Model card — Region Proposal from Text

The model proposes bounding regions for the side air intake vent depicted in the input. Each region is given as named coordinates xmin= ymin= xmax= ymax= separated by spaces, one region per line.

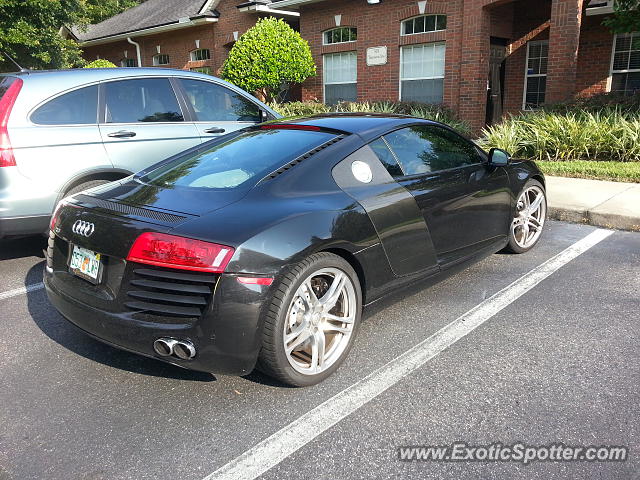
xmin=74 ymin=194 xmax=187 ymax=223
xmin=263 ymin=135 xmax=344 ymax=181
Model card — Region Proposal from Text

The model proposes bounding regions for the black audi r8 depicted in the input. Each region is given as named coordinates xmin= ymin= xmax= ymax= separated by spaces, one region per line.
xmin=44 ymin=114 xmax=547 ymax=386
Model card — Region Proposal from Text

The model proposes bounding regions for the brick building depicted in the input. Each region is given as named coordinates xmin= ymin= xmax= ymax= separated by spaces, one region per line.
xmin=77 ymin=0 xmax=639 ymax=133
xmin=269 ymin=0 xmax=638 ymax=132
xmin=74 ymin=0 xmax=299 ymax=77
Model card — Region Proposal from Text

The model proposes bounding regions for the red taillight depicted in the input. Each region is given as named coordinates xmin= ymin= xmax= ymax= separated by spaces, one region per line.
xmin=49 ymin=199 xmax=80 ymax=232
xmin=127 ymin=232 xmax=235 ymax=273
xmin=0 ymin=78 xmax=23 ymax=168
xmin=260 ymin=124 xmax=321 ymax=131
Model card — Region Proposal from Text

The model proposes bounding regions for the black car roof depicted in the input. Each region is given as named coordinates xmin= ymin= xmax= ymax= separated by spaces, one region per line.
xmin=275 ymin=113 xmax=440 ymax=142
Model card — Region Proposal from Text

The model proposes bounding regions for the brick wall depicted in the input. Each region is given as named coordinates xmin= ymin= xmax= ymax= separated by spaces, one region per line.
xmin=82 ymin=0 xmax=617 ymax=133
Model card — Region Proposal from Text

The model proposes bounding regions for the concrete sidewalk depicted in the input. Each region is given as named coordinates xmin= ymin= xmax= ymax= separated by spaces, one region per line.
xmin=546 ymin=176 xmax=640 ymax=232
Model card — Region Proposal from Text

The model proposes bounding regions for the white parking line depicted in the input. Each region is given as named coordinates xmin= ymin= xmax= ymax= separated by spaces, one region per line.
xmin=0 ymin=282 xmax=44 ymax=301
xmin=203 ymin=228 xmax=614 ymax=480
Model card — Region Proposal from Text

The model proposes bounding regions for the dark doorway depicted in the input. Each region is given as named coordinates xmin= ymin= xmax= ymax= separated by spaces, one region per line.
xmin=486 ymin=37 xmax=508 ymax=126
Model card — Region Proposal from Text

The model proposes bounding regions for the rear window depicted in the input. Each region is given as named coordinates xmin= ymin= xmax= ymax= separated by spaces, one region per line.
xmin=140 ymin=128 xmax=337 ymax=190
xmin=31 ymin=85 xmax=98 ymax=125
xmin=0 ymin=76 xmax=18 ymax=100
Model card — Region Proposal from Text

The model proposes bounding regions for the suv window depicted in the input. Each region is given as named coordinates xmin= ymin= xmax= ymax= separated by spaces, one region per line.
xmin=31 ymin=85 xmax=98 ymax=125
xmin=140 ymin=128 xmax=336 ymax=190
xmin=104 ymin=78 xmax=183 ymax=123
xmin=383 ymin=126 xmax=481 ymax=175
xmin=179 ymin=79 xmax=261 ymax=122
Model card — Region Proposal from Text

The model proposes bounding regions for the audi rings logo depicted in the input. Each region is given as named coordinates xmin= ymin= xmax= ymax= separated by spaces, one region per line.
xmin=72 ymin=220 xmax=95 ymax=237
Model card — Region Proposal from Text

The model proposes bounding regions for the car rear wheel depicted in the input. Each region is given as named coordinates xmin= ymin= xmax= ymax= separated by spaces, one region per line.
xmin=505 ymin=179 xmax=547 ymax=253
xmin=64 ymin=179 xmax=111 ymax=198
xmin=258 ymin=253 xmax=362 ymax=387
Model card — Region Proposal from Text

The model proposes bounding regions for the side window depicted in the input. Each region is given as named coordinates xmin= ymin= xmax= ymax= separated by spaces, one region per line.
xmin=179 ymin=79 xmax=261 ymax=122
xmin=31 ymin=85 xmax=98 ymax=125
xmin=383 ymin=126 xmax=481 ymax=175
xmin=369 ymin=138 xmax=404 ymax=177
xmin=104 ymin=78 xmax=184 ymax=123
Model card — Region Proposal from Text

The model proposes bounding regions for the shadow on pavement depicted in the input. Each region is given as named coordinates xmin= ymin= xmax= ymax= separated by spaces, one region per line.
xmin=0 ymin=235 xmax=46 ymax=261
xmin=25 ymin=263 xmax=215 ymax=382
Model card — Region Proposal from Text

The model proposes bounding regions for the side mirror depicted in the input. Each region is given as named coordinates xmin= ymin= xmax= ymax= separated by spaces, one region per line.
xmin=260 ymin=110 xmax=270 ymax=123
xmin=488 ymin=148 xmax=511 ymax=166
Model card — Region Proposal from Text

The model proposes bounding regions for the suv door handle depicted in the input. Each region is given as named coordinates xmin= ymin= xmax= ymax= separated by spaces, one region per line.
xmin=203 ymin=127 xmax=225 ymax=134
xmin=107 ymin=130 xmax=136 ymax=138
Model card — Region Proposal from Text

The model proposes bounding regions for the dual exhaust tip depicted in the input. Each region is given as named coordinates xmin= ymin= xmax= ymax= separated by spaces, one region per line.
xmin=153 ymin=338 xmax=196 ymax=360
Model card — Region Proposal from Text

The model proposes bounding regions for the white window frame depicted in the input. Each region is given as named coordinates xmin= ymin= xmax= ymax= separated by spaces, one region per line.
xmin=323 ymin=27 xmax=357 ymax=46
xmin=400 ymin=14 xmax=447 ymax=37
xmin=152 ymin=54 xmax=170 ymax=66
xmin=120 ymin=58 xmax=136 ymax=67
xmin=608 ymin=32 xmax=640 ymax=95
xmin=398 ymin=42 xmax=446 ymax=103
xmin=522 ymin=40 xmax=549 ymax=110
xmin=323 ymin=51 xmax=358 ymax=104
xmin=190 ymin=48 xmax=211 ymax=62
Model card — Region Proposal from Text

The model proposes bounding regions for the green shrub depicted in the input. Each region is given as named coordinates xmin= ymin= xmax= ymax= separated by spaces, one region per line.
xmin=83 ymin=59 xmax=117 ymax=68
xmin=481 ymin=109 xmax=640 ymax=162
xmin=268 ymin=100 xmax=471 ymax=135
xmin=544 ymin=92 xmax=640 ymax=115
xmin=221 ymin=18 xmax=315 ymax=102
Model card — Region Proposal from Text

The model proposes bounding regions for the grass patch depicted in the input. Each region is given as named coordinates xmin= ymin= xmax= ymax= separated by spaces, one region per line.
xmin=536 ymin=160 xmax=640 ymax=183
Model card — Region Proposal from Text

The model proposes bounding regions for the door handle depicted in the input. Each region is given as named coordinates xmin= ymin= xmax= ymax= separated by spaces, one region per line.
xmin=203 ymin=127 xmax=226 ymax=134
xmin=107 ymin=130 xmax=137 ymax=138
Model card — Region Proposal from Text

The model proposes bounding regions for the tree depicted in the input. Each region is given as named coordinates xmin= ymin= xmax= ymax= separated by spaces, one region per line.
xmin=603 ymin=0 xmax=640 ymax=33
xmin=0 ymin=0 xmax=87 ymax=72
xmin=221 ymin=17 xmax=316 ymax=102
xmin=84 ymin=59 xmax=117 ymax=68
xmin=0 ymin=0 xmax=142 ymax=72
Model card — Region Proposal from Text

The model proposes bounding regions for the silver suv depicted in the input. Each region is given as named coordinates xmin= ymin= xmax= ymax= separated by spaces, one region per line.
xmin=0 ymin=68 xmax=279 ymax=238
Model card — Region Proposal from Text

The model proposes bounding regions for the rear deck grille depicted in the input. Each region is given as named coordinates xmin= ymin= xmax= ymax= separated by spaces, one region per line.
xmin=124 ymin=266 xmax=218 ymax=318
xmin=74 ymin=194 xmax=187 ymax=223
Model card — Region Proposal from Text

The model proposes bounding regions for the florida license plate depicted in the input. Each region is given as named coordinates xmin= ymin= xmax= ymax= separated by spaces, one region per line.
xmin=69 ymin=245 xmax=102 ymax=283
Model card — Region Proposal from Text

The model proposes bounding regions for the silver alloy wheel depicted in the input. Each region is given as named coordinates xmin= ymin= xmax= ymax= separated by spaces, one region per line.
xmin=283 ymin=267 xmax=357 ymax=375
xmin=512 ymin=184 xmax=546 ymax=249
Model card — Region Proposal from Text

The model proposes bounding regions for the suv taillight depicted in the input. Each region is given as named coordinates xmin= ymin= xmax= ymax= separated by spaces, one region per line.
xmin=127 ymin=232 xmax=235 ymax=273
xmin=0 ymin=78 xmax=23 ymax=168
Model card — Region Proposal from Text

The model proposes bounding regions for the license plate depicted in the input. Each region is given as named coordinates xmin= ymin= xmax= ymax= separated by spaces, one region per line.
xmin=69 ymin=245 xmax=102 ymax=283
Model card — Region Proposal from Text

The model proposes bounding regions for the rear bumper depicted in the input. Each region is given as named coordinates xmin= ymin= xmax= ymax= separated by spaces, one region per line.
xmin=0 ymin=166 xmax=58 ymax=237
xmin=43 ymin=266 xmax=273 ymax=376
xmin=0 ymin=214 xmax=49 ymax=238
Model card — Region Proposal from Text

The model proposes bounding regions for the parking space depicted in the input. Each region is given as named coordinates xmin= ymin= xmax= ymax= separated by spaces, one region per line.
xmin=0 ymin=221 xmax=638 ymax=480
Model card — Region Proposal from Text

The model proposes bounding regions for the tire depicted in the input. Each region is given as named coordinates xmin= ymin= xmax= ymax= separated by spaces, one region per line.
xmin=64 ymin=179 xmax=111 ymax=198
xmin=504 ymin=179 xmax=547 ymax=254
xmin=258 ymin=252 xmax=362 ymax=387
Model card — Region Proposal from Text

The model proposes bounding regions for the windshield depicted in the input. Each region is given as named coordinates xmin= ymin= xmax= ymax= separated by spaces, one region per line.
xmin=140 ymin=128 xmax=337 ymax=190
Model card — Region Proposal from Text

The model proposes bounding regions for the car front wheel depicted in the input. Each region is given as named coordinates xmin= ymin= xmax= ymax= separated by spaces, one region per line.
xmin=258 ymin=253 xmax=362 ymax=387
xmin=506 ymin=179 xmax=547 ymax=253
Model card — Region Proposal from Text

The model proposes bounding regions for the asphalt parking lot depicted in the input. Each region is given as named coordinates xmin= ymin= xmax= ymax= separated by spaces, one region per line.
xmin=0 ymin=220 xmax=638 ymax=480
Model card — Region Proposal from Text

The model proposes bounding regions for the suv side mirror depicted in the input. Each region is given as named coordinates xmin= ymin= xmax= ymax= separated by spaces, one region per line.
xmin=260 ymin=109 xmax=270 ymax=123
xmin=488 ymin=148 xmax=511 ymax=166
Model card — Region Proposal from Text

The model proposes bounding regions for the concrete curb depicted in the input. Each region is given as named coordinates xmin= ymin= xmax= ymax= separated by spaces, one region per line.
xmin=549 ymin=207 xmax=640 ymax=232
xmin=546 ymin=176 xmax=640 ymax=232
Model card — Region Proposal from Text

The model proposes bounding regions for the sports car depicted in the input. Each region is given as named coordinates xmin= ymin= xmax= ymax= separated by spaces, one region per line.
xmin=44 ymin=114 xmax=547 ymax=386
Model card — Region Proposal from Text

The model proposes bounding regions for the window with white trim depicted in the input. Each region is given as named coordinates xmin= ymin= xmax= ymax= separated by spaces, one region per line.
xmin=401 ymin=15 xmax=447 ymax=36
xmin=523 ymin=40 xmax=548 ymax=109
xmin=610 ymin=32 xmax=640 ymax=96
xmin=323 ymin=51 xmax=357 ymax=104
xmin=190 ymin=48 xmax=211 ymax=62
xmin=153 ymin=54 xmax=169 ymax=66
xmin=400 ymin=42 xmax=445 ymax=104
xmin=323 ymin=27 xmax=357 ymax=45
xmin=120 ymin=58 xmax=136 ymax=67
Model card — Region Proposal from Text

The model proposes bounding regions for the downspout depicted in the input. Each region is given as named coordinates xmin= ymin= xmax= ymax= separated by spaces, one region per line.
xmin=127 ymin=37 xmax=142 ymax=67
